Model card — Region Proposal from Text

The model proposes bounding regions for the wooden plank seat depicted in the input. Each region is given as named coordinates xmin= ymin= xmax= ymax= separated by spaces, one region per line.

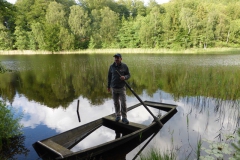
xmin=39 ymin=139 xmax=73 ymax=157
xmin=102 ymin=115 xmax=147 ymax=132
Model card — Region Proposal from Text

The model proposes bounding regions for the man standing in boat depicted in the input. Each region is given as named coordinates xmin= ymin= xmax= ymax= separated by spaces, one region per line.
xmin=107 ymin=53 xmax=131 ymax=124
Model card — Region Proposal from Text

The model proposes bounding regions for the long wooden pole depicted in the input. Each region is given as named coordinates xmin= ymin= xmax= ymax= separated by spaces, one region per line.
xmin=132 ymin=131 xmax=158 ymax=160
xmin=116 ymin=70 xmax=163 ymax=127
xmin=77 ymin=100 xmax=81 ymax=122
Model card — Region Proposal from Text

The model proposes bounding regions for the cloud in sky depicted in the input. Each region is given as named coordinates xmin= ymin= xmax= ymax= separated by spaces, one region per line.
xmin=7 ymin=0 xmax=170 ymax=5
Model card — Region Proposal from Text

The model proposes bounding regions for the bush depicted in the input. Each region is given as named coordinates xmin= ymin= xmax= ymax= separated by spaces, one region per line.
xmin=0 ymin=101 xmax=23 ymax=150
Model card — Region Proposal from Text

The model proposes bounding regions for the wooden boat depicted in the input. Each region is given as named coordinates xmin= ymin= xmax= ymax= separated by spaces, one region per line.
xmin=32 ymin=101 xmax=177 ymax=160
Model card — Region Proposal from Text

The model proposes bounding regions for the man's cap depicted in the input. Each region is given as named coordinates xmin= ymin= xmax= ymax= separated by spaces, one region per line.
xmin=113 ymin=53 xmax=122 ymax=58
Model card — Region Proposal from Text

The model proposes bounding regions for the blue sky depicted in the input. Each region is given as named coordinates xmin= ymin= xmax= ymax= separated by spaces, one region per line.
xmin=6 ymin=0 xmax=170 ymax=5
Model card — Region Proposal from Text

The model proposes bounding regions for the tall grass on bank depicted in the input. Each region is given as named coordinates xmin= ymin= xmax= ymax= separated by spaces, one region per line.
xmin=1 ymin=48 xmax=240 ymax=55
xmin=139 ymin=148 xmax=176 ymax=160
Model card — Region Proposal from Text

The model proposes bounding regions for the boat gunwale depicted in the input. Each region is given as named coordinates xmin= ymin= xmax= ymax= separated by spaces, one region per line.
xmin=59 ymin=101 xmax=177 ymax=159
xmin=34 ymin=101 xmax=177 ymax=159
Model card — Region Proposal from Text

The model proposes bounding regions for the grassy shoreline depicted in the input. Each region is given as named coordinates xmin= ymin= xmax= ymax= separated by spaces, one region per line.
xmin=0 ymin=48 xmax=240 ymax=55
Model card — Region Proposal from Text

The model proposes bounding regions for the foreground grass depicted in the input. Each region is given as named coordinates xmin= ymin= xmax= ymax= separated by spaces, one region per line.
xmin=1 ymin=48 xmax=240 ymax=55
xmin=139 ymin=148 xmax=176 ymax=160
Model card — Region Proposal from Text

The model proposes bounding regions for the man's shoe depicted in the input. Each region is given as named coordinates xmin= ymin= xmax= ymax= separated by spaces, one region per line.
xmin=122 ymin=118 xmax=129 ymax=124
xmin=115 ymin=117 xmax=121 ymax=122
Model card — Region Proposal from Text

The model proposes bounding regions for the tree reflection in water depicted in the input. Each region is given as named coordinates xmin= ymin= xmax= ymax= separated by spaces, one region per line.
xmin=0 ymin=135 xmax=29 ymax=160
xmin=1 ymin=54 xmax=240 ymax=159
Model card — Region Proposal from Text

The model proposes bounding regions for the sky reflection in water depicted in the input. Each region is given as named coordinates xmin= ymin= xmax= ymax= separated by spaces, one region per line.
xmin=1 ymin=54 xmax=239 ymax=159
xmin=11 ymin=88 xmax=238 ymax=159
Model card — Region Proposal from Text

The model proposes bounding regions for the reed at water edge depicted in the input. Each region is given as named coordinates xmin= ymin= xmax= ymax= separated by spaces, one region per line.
xmin=1 ymin=48 xmax=240 ymax=55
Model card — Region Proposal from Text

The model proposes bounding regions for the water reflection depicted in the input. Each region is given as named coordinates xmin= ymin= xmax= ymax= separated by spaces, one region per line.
xmin=1 ymin=54 xmax=240 ymax=105
xmin=0 ymin=135 xmax=29 ymax=160
xmin=0 ymin=54 xmax=240 ymax=159
xmin=8 ymin=90 xmax=239 ymax=159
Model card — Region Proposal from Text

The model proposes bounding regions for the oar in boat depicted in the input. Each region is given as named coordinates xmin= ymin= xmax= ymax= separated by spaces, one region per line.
xmin=116 ymin=70 xmax=163 ymax=127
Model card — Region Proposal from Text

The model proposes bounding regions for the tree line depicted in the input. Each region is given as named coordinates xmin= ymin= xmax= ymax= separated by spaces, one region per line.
xmin=1 ymin=0 xmax=240 ymax=51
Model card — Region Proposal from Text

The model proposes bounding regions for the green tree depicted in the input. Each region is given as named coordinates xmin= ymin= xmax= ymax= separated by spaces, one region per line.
xmin=228 ymin=19 xmax=240 ymax=45
xmin=138 ymin=15 xmax=151 ymax=48
xmin=194 ymin=4 xmax=207 ymax=48
xmin=68 ymin=5 xmax=91 ymax=49
xmin=215 ymin=12 xmax=230 ymax=45
xmin=7 ymin=0 xmax=240 ymax=50
xmin=44 ymin=23 xmax=60 ymax=51
xmin=0 ymin=0 xmax=15 ymax=49
xmin=90 ymin=9 xmax=102 ymax=48
xmin=15 ymin=0 xmax=34 ymax=30
xmin=178 ymin=7 xmax=198 ymax=48
xmin=0 ymin=23 xmax=13 ymax=50
xmin=27 ymin=30 xmax=37 ymax=50
xmin=117 ymin=16 xmax=140 ymax=48
xmin=226 ymin=2 xmax=240 ymax=20
xmin=56 ymin=0 xmax=76 ymax=14
xmin=0 ymin=0 xmax=16 ymax=33
xmin=135 ymin=0 xmax=146 ymax=16
xmin=14 ymin=26 xmax=29 ymax=50
xmin=116 ymin=0 xmax=146 ymax=17
xmin=30 ymin=22 xmax=45 ymax=50
xmin=58 ymin=27 xmax=74 ymax=50
xmin=162 ymin=2 xmax=181 ymax=49
xmin=137 ymin=6 xmax=163 ymax=48
xmin=90 ymin=7 xmax=119 ymax=48
xmin=28 ymin=0 xmax=52 ymax=24
xmin=203 ymin=10 xmax=219 ymax=48
xmin=79 ymin=0 xmax=115 ymax=11
xmin=113 ymin=1 xmax=130 ymax=19
xmin=46 ymin=1 xmax=67 ymax=27
xmin=179 ymin=7 xmax=197 ymax=35
xmin=99 ymin=7 xmax=119 ymax=48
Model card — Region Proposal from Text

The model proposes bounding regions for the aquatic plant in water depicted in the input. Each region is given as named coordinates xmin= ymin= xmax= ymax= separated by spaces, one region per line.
xmin=200 ymin=133 xmax=236 ymax=160
xmin=196 ymin=136 xmax=202 ymax=160
xmin=231 ymin=129 xmax=240 ymax=159
xmin=139 ymin=147 xmax=177 ymax=160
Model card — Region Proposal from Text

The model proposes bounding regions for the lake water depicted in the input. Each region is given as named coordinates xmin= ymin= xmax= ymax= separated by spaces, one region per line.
xmin=0 ymin=53 xmax=240 ymax=159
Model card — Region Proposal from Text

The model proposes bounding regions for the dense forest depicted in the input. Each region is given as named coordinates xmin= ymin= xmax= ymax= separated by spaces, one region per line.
xmin=0 ymin=0 xmax=240 ymax=51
